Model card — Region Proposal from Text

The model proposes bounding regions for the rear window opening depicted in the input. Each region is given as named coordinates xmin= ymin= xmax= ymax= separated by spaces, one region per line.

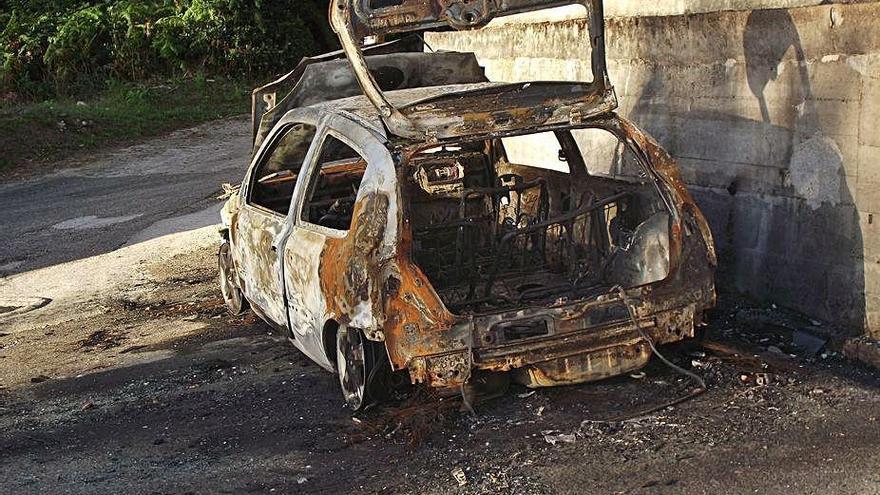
xmin=404 ymin=125 xmax=671 ymax=316
xmin=302 ymin=135 xmax=366 ymax=231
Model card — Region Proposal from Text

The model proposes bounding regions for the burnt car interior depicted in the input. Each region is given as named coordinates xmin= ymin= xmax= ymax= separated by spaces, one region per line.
xmin=406 ymin=127 xmax=671 ymax=315
xmin=302 ymin=135 xmax=366 ymax=231
xmin=248 ymin=124 xmax=366 ymax=228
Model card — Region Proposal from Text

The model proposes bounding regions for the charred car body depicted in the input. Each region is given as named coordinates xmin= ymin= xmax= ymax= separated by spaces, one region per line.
xmin=218 ymin=0 xmax=716 ymax=409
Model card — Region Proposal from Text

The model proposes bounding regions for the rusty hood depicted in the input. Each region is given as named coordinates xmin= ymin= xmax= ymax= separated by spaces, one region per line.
xmin=330 ymin=0 xmax=616 ymax=141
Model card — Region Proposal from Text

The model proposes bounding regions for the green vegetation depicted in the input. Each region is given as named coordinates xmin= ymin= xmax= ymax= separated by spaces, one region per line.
xmin=0 ymin=1 xmax=335 ymax=176
xmin=0 ymin=77 xmax=250 ymax=176
xmin=1 ymin=0 xmax=334 ymax=98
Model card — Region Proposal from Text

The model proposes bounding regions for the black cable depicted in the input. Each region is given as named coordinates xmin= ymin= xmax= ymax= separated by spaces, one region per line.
xmin=614 ymin=286 xmax=707 ymax=393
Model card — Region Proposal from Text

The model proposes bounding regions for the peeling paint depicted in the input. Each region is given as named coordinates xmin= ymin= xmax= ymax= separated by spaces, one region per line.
xmin=846 ymin=53 xmax=880 ymax=79
xmin=788 ymin=133 xmax=843 ymax=210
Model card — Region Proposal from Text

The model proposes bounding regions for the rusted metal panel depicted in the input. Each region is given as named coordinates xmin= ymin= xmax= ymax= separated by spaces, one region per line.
xmin=233 ymin=205 xmax=288 ymax=326
xmin=252 ymin=49 xmax=487 ymax=151
xmin=250 ymin=36 xmax=423 ymax=147
xmin=511 ymin=340 xmax=651 ymax=387
xmin=330 ymin=0 xmax=615 ymax=140
xmin=320 ymin=193 xmax=390 ymax=328
xmin=341 ymin=0 xmax=598 ymax=37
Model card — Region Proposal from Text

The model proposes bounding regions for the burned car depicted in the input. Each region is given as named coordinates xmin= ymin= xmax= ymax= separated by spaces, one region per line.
xmin=218 ymin=0 xmax=716 ymax=409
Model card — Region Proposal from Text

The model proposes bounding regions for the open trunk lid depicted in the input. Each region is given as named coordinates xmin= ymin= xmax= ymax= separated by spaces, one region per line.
xmin=330 ymin=0 xmax=616 ymax=141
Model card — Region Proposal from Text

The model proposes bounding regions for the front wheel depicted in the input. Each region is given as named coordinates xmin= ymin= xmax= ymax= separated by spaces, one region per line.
xmin=218 ymin=242 xmax=247 ymax=315
xmin=336 ymin=325 xmax=384 ymax=411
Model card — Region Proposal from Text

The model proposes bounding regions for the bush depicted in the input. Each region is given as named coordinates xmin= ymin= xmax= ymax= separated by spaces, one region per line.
xmin=44 ymin=5 xmax=112 ymax=94
xmin=0 ymin=0 xmax=335 ymax=98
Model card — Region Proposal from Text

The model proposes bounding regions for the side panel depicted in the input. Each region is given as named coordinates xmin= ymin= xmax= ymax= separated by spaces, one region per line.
xmin=282 ymin=113 xmax=397 ymax=370
xmin=283 ymin=227 xmax=333 ymax=367
xmin=234 ymin=206 xmax=287 ymax=325
xmin=233 ymin=108 xmax=322 ymax=329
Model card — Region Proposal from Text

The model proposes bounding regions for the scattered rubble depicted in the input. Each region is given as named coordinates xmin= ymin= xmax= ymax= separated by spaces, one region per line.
xmin=542 ymin=431 xmax=577 ymax=446
xmin=451 ymin=467 xmax=468 ymax=487
xmin=792 ymin=329 xmax=828 ymax=357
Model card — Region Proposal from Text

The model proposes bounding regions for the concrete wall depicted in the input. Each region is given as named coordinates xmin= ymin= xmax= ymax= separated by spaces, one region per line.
xmin=616 ymin=1 xmax=880 ymax=17
xmin=427 ymin=2 xmax=880 ymax=337
xmin=507 ymin=1 xmax=833 ymax=19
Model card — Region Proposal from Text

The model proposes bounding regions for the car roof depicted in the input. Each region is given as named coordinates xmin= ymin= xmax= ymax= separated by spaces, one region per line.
xmin=303 ymin=82 xmax=505 ymax=142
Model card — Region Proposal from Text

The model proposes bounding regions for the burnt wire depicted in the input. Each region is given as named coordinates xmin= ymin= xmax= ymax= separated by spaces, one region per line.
xmin=614 ymin=286 xmax=707 ymax=410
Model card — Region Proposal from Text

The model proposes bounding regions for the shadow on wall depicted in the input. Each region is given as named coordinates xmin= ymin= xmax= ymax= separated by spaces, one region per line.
xmin=743 ymin=10 xmax=810 ymax=124
xmin=630 ymin=8 xmax=865 ymax=332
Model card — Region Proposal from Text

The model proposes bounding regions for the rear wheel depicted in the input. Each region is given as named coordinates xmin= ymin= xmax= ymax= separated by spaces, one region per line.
xmin=218 ymin=242 xmax=247 ymax=315
xmin=336 ymin=325 xmax=383 ymax=410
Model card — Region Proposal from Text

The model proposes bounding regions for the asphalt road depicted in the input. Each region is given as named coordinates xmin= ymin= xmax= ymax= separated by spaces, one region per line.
xmin=0 ymin=117 xmax=251 ymax=277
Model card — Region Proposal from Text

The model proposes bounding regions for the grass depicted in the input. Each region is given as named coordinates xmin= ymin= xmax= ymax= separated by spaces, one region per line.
xmin=0 ymin=77 xmax=251 ymax=179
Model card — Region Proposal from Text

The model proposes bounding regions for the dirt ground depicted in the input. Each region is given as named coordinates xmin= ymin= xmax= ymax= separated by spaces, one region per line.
xmin=2 ymin=235 xmax=879 ymax=494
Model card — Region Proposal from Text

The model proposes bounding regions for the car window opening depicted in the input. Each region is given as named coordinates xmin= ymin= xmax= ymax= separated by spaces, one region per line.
xmin=250 ymin=123 xmax=317 ymax=215
xmin=406 ymin=126 xmax=671 ymax=316
xmin=302 ymin=135 xmax=366 ymax=231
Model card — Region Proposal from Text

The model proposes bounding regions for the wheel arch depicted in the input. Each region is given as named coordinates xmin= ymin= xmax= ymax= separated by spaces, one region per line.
xmin=322 ymin=319 xmax=341 ymax=369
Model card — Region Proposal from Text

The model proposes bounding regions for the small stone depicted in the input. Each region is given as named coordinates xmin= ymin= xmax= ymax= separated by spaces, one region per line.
xmin=451 ymin=467 xmax=467 ymax=486
xmin=543 ymin=432 xmax=577 ymax=446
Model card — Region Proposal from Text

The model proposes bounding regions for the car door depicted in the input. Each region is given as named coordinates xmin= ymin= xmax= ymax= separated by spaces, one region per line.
xmin=234 ymin=119 xmax=318 ymax=327
xmin=282 ymin=114 xmax=396 ymax=369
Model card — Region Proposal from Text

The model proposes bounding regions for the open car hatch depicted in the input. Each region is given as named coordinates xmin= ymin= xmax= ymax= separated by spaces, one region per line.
xmin=330 ymin=0 xmax=616 ymax=141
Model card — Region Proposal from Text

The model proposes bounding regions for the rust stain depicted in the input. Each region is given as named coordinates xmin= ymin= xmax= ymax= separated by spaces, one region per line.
xmin=382 ymin=215 xmax=459 ymax=371
xmin=319 ymin=193 xmax=389 ymax=326
xmin=318 ymin=191 xmax=459 ymax=374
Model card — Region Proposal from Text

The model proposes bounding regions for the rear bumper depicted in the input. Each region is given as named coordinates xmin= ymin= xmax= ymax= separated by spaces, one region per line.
xmin=402 ymin=220 xmax=716 ymax=389
xmin=406 ymin=299 xmax=702 ymax=389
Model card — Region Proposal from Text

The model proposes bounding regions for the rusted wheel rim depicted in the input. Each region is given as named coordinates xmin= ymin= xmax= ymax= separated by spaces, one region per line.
xmin=336 ymin=326 xmax=367 ymax=410
xmin=218 ymin=243 xmax=243 ymax=315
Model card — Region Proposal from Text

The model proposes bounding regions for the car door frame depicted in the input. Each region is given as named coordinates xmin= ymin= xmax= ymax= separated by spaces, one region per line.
xmin=235 ymin=108 xmax=321 ymax=328
xmin=281 ymin=110 xmax=396 ymax=370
